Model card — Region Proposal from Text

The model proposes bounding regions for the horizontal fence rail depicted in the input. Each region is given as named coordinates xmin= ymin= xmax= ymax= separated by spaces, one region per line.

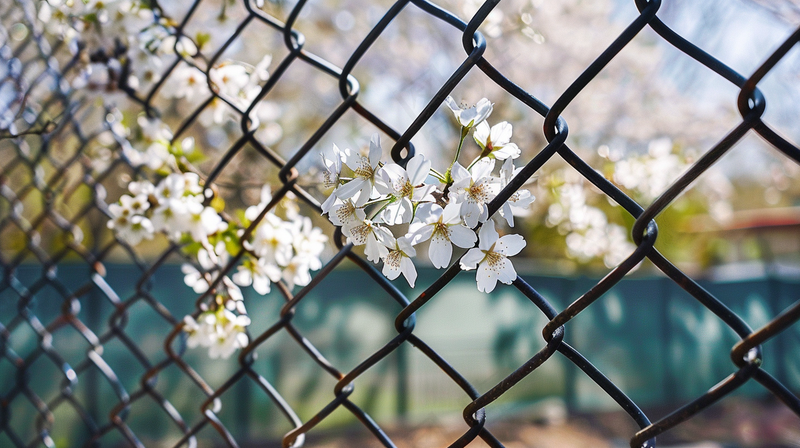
xmin=2 ymin=0 xmax=800 ymax=447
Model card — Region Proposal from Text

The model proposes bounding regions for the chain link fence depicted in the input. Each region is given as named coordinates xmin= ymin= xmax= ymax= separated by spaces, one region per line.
xmin=2 ymin=0 xmax=800 ymax=446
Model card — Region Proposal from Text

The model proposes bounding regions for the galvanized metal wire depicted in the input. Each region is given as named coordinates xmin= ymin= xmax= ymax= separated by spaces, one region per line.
xmin=2 ymin=0 xmax=800 ymax=447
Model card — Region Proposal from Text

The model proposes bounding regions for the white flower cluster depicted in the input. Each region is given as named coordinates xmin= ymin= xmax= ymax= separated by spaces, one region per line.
xmin=321 ymin=97 xmax=534 ymax=293
xmin=175 ymin=187 xmax=326 ymax=359
xmin=107 ymin=172 xmax=222 ymax=246
xmin=184 ymin=307 xmax=251 ymax=360
xmin=165 ymin=55 xmax=281 ymax=134
xmin=40 ymin=0 xmax=195 ymax=92
xmin=606 ymin=138 xmax=688 ymax=203
xmin=107 ymin=118 xmax=326 ymax=359
xmin=546 ymin=173 xmax=636 ymax=268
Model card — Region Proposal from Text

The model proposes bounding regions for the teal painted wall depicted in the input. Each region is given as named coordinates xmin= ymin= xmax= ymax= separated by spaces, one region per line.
xmin=2 ymin=264 xmax=798 ymax=443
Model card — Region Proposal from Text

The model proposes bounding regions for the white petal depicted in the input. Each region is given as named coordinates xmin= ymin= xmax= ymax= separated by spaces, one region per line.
xmin=369 ymin=134 xmax=382 ymax=167
xmin=496 ymin=234 xmax=526 ymax=256
xmin=473 ymin=98 xmax=493 ymax=125
xmin=448 ymin=225 xmax=477 ymax=248
xmin=409 ymin=223 xmax=434 ymax=244
xmin=375 ymin=168 xmax=395 ymax=196
xmin=232 ymin=269 xmax=252 ymax=287
xmin=253 ymin=274 xmax=271 ymax=295
xmin=365 ymin=234 xmax=389 ymax=262
xmin=473 ymin=121 xmax=490 ymax=148
xmin=500 ymin=203 xmax=515 ymax=227
xmin=406 ymin=154 xmax=431 ymax=186
xmin=429 ymin=234 xmax=453 ymax=269
xmin=476 ymin=262 xmax=498 ymax=293
xmin=414 ymin=202 xmax=441 ymax=225
xmin=382 ymin=257 xmax=401 ymax=280
xmin=493 ymin=142 xmax=520 ymax=160
xmin=335 ymin=179 xmax=365 ymax=202
xmin=400 ymin=257 xmax=417 ymax=287
xmin=490 ymin=121 xmax=513 ymax=146
xmin=444 ymin=96 xmax=460 ymax=114
xmin=397 ymin=236 xmax=416 ymax=257
xmin=321 ymin=193 xmax=337 ymax=214
xmin=412 ymin=184 xmax=436 ymax=203
xmin=461 ymin=201 xmax=481 ymax=228
xmin=478 ymin=220 xmax=498 ymax=250
xmin=459 ymin=248 xmax=484 ymax=270
xmin=500 ymin=157 xmax=515 ymax=183
xmin=496 ymin=258 xmax=517 ymax=285
xmin=358 ymin=182 xmax=375 ymax=206
xmin=471 ymin=158 xmax=495 ymax=181
xmin=441 ymin=201 xmax=462 ymax=224
xmin=450 ymin=162 xmax=471 ymax=186
xmin=381 ymin=163 xmax=406 ymax=186
xmin=381 ymin=202 xmax=404 ymax=226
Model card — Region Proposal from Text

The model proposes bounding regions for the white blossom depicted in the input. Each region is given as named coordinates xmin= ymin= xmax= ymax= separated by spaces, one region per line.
xmin=498 ymin=158 xmax=535 ymax=227
xmin=163 ymin=64 xmax=210 ymax=102
xmin=460 ymin=220 xmax=526 ymax=293
xmin=246 ymin=213 xmax=293 ymax=265
xmin=290 ymin=216 xmax=327 ymax=269
xmin=108 ymin=213 xmax=155 ymax=246
xmin=451 ymin=159 xmax=498 ymax=228
xmin=473 ymin=121 xmax=521 ymax=160
xmin=408 ymin=202 xmax=477 ymax=269
xmin=343 ymin=218 xmax=392 ymax=263
xmin=336 ymin=134 xmax=386 ymax=207
xmin=382 ymin=236 xmax=418 ymax=287
xmin=281 ymin=255 xmax=314 ymax=290
xmin=321 ymin=144 xmax=345 ymax=213
xmin=184 ymin=201 xmax=224 ymax=243
xmin=376 ymin=153 xmax=435 ymax=225
xmin=184 ymin=309 xmax=250 ymax=359
xmin=444 ymin=96 xmax=493 ymax=129
xmin=232 ymin=257 xmax=281 ymax=295
xmin=327 ymin=198 xmax=366 ymax=227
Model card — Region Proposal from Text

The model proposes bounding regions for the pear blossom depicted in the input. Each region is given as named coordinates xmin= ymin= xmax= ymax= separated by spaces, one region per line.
xmin=498 ymin=158 xmax=535 ymax=227
xmin=290 ymin=216 xmax=327 ymax=269
xmin=209 ymin=63 xmax=251 ymax=101
xmin=451 ymin=159 xmax=498 ymax=227
xmin=244 ymin=185 xmax=274 ymax=222
xmin=118 ymin=193 xmax=151 ymax=215
xmin=150 ymin=198 xmax=189 ymax=239
xmin=155 ymin=173 xmax=187 ymax=201
xmin=327 ymin=198 xmax=366 ymax=227
xmin=108 ymin=213 xmax=155 ymax=246
xmin=343 ymin=218 xmax=392 ymax=263
xmin=137 ymin=116 xmax=172 ymax=142
xmin=184 ymin=314 xmax=216 ymax=350
xmin=320 ymin=144 xmax=345 ymax=213
xmin=381 ymin=236 xmax=417 ymax=287
xmin=182 ymin=244 xmax=227 ymax=294
xmin=246 ymin=213 xmax=293 ymax=265
xmin=145 ymin=140 xmax=172 ymax=170
xmin=180 ymin=172 xmax=204 ymax=195
xmin=444 ymin=96 xmax=493 ymax=129
xmin=184 ymin=308 xmax=250 ymax=359
xmin=232 ymin=257 xmax=281 ymax=295
xmin=281 ymin=255 xmax=314 ymax=290
xmin=128 ymin=180 xmax=155 ymax=197
xmin=473 ymin=121 xmax=521 ymax=160
xmin=460 ymin=221 xmax=526 ymax=293
xmin=335 ymin=135 xmax=386 ymax=207
xmin=163 ymin=64 xmax=210 ymax=102
xmin=376 ymin=153 xmax=435 ymax=225
xmin=408 ymin=202 xmax=477 ymax=269
xmin=184 ymin=201 xmax=224 ymax=243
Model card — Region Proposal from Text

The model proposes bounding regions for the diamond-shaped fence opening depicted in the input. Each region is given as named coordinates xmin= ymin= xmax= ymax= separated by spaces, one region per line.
xmin=3 ymin=0 xmax=800 ymax=447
